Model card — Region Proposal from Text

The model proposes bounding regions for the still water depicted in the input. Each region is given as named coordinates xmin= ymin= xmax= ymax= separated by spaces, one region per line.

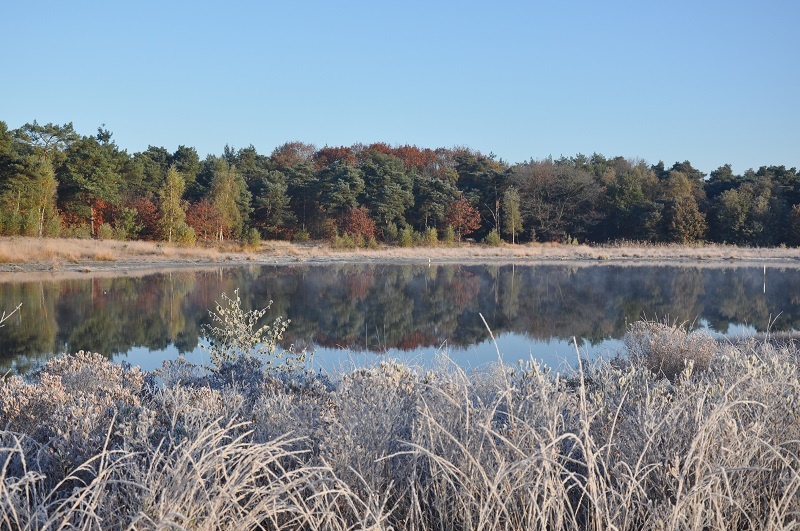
xmin=1 ymin=263 xmax=797 ymax=375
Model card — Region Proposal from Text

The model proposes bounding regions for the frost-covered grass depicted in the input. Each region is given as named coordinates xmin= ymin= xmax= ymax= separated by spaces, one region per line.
xmin=3 ymin=322 xmax=800 ymax=529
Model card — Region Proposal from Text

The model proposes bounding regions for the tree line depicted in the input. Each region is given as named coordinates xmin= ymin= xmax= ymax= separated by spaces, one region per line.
xmin=1 ymin=120 xmax=798 ymax=247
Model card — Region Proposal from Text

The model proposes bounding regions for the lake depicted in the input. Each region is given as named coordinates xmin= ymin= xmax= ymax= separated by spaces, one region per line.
xmin=0 ymin=263 xmax=796 ymax=375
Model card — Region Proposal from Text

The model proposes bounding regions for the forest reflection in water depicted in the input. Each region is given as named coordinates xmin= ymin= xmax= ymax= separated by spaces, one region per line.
xmin=1 ymin=263 xmax=797 ymax=375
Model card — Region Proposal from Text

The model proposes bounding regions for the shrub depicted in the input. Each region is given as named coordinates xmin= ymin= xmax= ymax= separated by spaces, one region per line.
xmin=174 ymin=224 xmax=196 ymax=246
xmin=624 ymin=319 xmax=716 ymax=380
xmin=9 ymin=319 xmax=800 ymax=529
xmin=62 ymin=223 xmax=92 ymax=239
xmin=113 ymin=206 xmax=141 ymax=240
xmin=202 ymin=289 xmax=310 ymax=372
xmin=399 ymin=227 xmax=413 ymax=247
xmin=333 ymin=232 xmax=357 ymax=249
xmin=383 ymin=221 xmax=399 ymax=244
xmin=484 ymin=229 xmax=502 ymax=246
xmin=442 ymin=225 xmax=456 ymax=245
xmin=244 ymin=227 xmax=261 ymax=249
xmin=96 ymin=222 xmax=114 ymax=240
xmin=293 ymin=228 xmax=310 ymax=242
xmin=421 ymin=227 xmax=438 ymax=246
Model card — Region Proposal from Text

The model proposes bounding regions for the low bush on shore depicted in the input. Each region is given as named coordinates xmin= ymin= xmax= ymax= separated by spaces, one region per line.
xmin=3 ymin=321 xmax=800 ymax=529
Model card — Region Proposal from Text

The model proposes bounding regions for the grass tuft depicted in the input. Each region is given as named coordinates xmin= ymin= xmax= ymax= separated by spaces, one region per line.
xmin=3 ymin=322 xmax=800 ymax=529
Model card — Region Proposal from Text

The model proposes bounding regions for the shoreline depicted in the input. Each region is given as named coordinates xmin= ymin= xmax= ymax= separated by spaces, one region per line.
xmin=1 ymin=236 xmax=799 ymax=281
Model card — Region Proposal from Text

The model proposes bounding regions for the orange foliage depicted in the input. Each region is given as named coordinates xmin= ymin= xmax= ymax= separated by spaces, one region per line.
xmin=270 ymin=141 xmax=316 ymax=168
xmin=338 ymin=206 xmax=377 ymax=240
xmin=366 ymin=142 xmax=394 ymax=156
xmin=446 ymin=197 xmax=482 ymax=241
xmin=124 ymin=195 xmax=159 ymax=240
xmin=393 ymin=145 xmax=436 ymax=170
xmin=313 ymin=146 xmax=357 ymax=170
xmin=186 ymin=199 xmax=223 ymax=241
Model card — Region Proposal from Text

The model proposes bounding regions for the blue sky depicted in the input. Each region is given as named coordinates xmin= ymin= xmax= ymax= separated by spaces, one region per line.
xmin=3 ymin=1 xmax=798 ymax=175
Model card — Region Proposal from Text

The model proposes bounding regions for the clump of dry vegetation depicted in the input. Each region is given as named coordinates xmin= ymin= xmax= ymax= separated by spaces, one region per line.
xmin=624 ymin=320 xmax=717 ymax=380
xmin=3 ymin=314 xmax=800 ymax=529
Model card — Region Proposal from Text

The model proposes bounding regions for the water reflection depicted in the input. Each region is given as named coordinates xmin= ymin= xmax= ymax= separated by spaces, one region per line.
xmin=0 ymin=264 xmax=797 ymax=374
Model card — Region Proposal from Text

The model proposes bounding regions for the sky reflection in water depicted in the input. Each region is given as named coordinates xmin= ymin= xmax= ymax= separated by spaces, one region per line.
xmin=0 ymin=263 xmax=795 ymax=375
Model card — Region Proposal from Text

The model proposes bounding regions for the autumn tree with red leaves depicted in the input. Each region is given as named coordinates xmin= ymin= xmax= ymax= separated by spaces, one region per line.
xmin=186 ymin=198 xmax=223 ymax=242
xmin=339 ymin=206 xmax=377 ymax=240
xmin=312 ymin=146 xmax=357 ymax=170
xmin=122 ymin=195 xmax=159 ymax=240
xmin=446 ymin=196 xmax=481 ymax=241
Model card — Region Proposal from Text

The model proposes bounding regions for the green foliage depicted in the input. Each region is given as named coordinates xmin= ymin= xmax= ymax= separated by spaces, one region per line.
xmin=411 ymin=174 xmax=459 ymax=231
xmin=62 ymin=223 xmax=92 ymax=239
xmin=202 ymin=289 xmax=309 ymax=372
xmin=158 ymin=165 xmax=191 ymax=243
xmin=383 ymin=221 xmax=399 ymax=243
xmin=113 ymin=206 xmax=142 ymax=241
xmin=96 ymin=222 xmax=114 ymax=240
xmin=6 ymin=118 xmax=800 ymax=248
xmin=421 ymin=227 xmax=438 ymax=246
xmin=293 ymin=228 xmax=310 ymax=242
xmin=209 ymin=159 xmax=250 ymax=241
xmin=0 ymin=156 xmax=60 ymax=237
xmin=249 ymin=169 xmax=295 ymax=239
xmin=399 ymin=227 xmax=414 ymax=247
xmin=442 ymin=225 xmax=456 ymax=244
xmin=58 ymin=135 xmax=123 ymax=236
xmin=245 ymin=227 xmax=261 ymax=249
xmin=484 ymin=229 xmax=502 ymax=246
xmin=333 ymin=232 xmax=358 ymax=249
xmin=174 ymin=223 xmax=196 ymax=246
xmin=361 ymin=151 xmax=414 ymax=231
xmin=502 ymin=187 xmax=522 ymax=243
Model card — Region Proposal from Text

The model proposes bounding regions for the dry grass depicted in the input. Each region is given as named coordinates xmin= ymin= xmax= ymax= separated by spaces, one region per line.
xmin=4 ymin=237 xmax=800 ymax=274
xmin=3 ymin=322 xmax=800 ymax=529
xmin=0 ymin=237 xmax=225 ymax=264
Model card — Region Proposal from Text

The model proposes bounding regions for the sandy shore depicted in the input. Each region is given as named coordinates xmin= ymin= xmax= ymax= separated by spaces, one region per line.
xmin=1 ymin=236 xmax=799 ymax=281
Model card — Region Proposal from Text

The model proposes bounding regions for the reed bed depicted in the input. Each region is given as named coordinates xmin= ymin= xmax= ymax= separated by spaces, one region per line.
xmin=3 ymin=322 xmax=800 ymax=529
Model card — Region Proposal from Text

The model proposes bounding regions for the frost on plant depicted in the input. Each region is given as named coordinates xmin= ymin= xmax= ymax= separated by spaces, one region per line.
xmin=202 ymin=289 xmax=309 ymax=371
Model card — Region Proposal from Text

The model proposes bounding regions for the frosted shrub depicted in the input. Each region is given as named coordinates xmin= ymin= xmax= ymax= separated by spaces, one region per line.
xmin=6 ymin=319 xmax=800 ymax=529
xmin=202 ymin=288 xmax=310 ymax=371
xmin=624 ymin=320 xmax=716 ymax=380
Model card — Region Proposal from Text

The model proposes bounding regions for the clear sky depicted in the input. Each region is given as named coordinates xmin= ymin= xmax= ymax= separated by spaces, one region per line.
xmin=3 ymin=0 xmax=798 ymax=175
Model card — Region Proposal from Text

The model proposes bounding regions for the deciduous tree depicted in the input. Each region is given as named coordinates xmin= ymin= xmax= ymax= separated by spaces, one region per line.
xmin=446 ymin=196 xmax=481 ymax=242
xmin=502 ymin=187 xmax=522 ymax=243
xmin=158 ymin=165 xmax=191 ymax=243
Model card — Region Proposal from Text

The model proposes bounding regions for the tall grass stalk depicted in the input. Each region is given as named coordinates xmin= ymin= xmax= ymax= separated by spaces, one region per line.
xmin=3 ymin=321 xmax=800 ymax=529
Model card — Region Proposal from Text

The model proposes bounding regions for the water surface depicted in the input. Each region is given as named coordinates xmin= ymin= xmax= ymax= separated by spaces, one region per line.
xmin=1 ymin=263 xmax=796 ymax=374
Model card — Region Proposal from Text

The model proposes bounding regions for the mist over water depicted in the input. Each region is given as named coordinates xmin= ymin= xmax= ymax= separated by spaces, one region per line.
xmin=1 ymin=263 xmax=796 ymax=375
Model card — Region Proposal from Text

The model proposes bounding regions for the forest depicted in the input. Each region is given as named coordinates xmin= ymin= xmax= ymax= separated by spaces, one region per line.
xmin=1 ymin=120 xmax=799 ymax=247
